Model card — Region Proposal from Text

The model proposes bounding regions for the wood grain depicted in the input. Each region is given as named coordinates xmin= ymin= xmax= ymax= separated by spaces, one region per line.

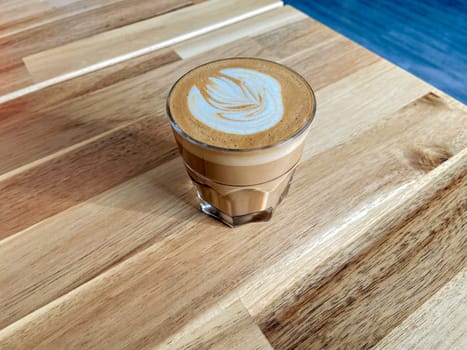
xmin=0 ymin=0 xmax=135 ymax=37
xmin=0 ymin=48 xmax=180 ymax=175
xmin=0 ymin=93 xmax=464 ymax=347
xmin=161 ymin=302 xmax=273 ymax=349
xmin=374 ymin=268 xmax=467 ymax=350
xmin=0 ymin=38 xmax=272 ymax=239
xmin=174 ymin=5 xmax=306 ymax=58
xmin=23 ymin=0 xmax=282 ymax=83
xmin=241 ymin=92 xmax=466 ymax=316
xmin=0 ymin=4 xmax=466 ymax=349
xmin=258 ymin=151 xmax=466 ymax=349
xmin=0 ymin=0 xmax=191 ymax=96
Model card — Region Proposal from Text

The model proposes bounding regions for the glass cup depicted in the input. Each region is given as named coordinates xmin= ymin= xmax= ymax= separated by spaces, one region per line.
xmin=166 ymin=58 xmax=316 ymax=227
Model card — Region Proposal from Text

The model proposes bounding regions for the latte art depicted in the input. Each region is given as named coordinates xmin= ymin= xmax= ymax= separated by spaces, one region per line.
xmin=168 ymin=58 xmax=315 ymax=149
xmin=188 ymin=68 xmax=283 ymax=134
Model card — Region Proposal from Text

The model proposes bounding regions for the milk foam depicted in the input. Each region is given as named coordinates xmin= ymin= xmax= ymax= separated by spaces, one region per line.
xmin=187 ymin=68 xmax=283 ymax=135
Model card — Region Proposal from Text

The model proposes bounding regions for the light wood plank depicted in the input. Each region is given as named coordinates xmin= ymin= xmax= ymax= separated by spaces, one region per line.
xmin=374 ymin=268 xmax=467 ymax=350
xmin=277 ymin=25 xmax=380 ymax=90
xmin=161 ymin=302 xmax=273 ymax=350
xmin=258 ymin=150 xmax=466 ymax=349
xmin=23 ymin=0 xmax=282 ymax=83
xmin=0 ymin=0 xmax=191 ymax=98
xmin=0 ymin=1 xmax=126 ymax=38
xmin=254 ymin=17 xmax=338 ymax=59
xmin=0 ymin=93 xmax=464 ymax=348
xmin=174 ymin=5 xmax=306 ymax=58
xmin=304 ymin=60 xmax=433 ymax=159
xmin=0 ymin=0 xmax=50 ymax=36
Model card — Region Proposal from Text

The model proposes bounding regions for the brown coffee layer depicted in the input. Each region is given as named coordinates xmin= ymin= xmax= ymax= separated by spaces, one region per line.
xmin=168 ymin=58 xmax=315 ymax=149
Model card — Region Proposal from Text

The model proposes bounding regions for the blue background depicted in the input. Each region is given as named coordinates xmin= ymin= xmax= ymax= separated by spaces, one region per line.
xmin=286 ymin=0 xmax=467 ymax=103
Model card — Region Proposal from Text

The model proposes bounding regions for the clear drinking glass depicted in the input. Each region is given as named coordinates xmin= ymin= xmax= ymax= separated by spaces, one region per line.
xmin=166 ymin=58 xmax=316 ymax=227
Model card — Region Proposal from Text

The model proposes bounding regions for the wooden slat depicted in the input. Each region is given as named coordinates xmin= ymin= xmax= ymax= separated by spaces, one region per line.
xmin=254 ymin=17 xmax=337 ymax=59
xmin=0 ymin=1 xmax=125 ymax=38
xmin=174 ymin=5 xmax=306 ymax=58
xmin=279 ymin=31 xmax=380 ymax=90
xmin=0 ymin=0 xmax=49 ymax=36
xmin=161 ymin=302 xmax=273 ymax=349
xmin=0 ymin=0 xmax=191 ymax=96
xmin=303 ymin=61 xmax=433 ymax=159
xmin=374 ymin=268 xmax=467 ymax=350
xmin=0 ymin=92 xmax=464 ymax=347
xmin=0 ymin=48 xmax=180 ymax=117
xmin=0 ymin=48 xmax=180 ymax=176
xmin=22 ymin=0 xmax=282 ymax=83
xmin=0 ymin=64 xmax=34 ymax=95
xmin=258 ymin=151 xmax=466 ymax=349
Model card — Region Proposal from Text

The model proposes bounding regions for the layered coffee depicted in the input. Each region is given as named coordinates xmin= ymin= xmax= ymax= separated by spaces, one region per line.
xmin=167 ymin=58 xmax=316 ymax=226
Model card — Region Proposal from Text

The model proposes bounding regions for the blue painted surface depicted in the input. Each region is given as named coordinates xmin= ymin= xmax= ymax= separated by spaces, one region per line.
xmin=286 ymin=0 xmax=467 ymax=103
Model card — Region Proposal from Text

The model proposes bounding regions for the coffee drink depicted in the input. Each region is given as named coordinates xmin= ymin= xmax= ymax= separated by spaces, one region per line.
xmin=167 ymin=58 xmax=316 ymax=226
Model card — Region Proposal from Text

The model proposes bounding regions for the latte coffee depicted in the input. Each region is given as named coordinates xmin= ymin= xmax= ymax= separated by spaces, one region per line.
xmin=167 ymin=58 xmax=316 ymax=226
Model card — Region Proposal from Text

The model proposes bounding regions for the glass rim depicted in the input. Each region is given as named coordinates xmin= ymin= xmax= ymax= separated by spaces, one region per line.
xmin=166 ymin=57 xmax=317 ymax=153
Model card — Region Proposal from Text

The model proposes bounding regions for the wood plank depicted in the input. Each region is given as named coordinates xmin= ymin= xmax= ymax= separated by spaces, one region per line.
xmin=0 ymin=93 xmax=464 ymax=347
xmin=279 ymin=30 xmax=380 ymax=90
xmin=22 ymin=0 xmax=282 ymax=83
xmin=374 ymin=268 xmax=467 ymax=350
xmin=0 ymin=48 xmax=180 ymax=176
xmin=0 ymin=48 xmax=180 ymax=116
xmin=0 ymin=1 xmax=129 ymax=38
xmin=0 ymin=64 xmax=34 ymax=96
xmin=0 ymin=0 xmax=191 ymax=96
xmin=258 ymin=153 xmax=466 ymax=349
xmin=174 ymin=5 xmax=306 ymax=58
xmin=0 ymin=0 xmax=50 ymax=36
xmin=161 ymin=302 xmax=273 ymax=349
xmin=0 ymin=0 xmax=190 ymax=65
xmin=254 ymin=16 xmax=338 ymax=59
xmin=303 ymin=61 xmax=433 ymax=159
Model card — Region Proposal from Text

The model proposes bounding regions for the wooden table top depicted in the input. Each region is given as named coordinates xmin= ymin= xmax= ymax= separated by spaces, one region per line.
xmin=0 ymin=1 xmax=466 ymax=349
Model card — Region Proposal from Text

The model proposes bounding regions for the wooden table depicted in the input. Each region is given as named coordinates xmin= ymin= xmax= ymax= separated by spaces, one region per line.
xmin=0 ymin=1 xmax=466 ymax=349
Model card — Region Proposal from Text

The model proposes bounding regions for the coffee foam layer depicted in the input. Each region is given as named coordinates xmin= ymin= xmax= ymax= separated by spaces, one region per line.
xmin=169 ymin=58 xmax=315 ymax=149
xmin=188 ymin=67 xmax=283 ymax=135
